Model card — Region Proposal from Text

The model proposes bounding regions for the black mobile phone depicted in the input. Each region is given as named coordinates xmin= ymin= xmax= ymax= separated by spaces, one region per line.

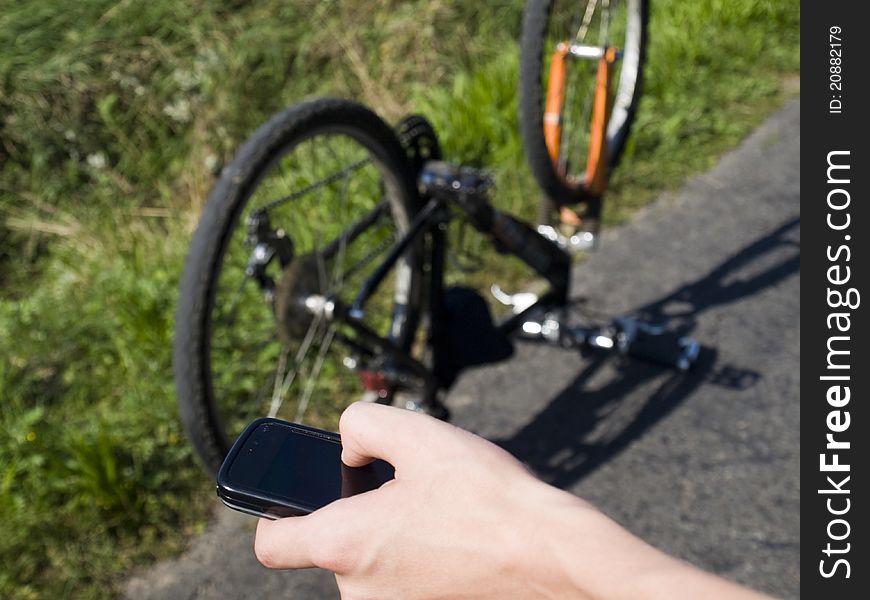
xmin=216 ymin=417 xmax=395 ymax=519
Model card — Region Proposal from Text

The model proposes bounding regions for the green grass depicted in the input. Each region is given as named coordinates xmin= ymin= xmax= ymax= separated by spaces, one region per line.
xmin=0 ymin=0 xmax=797 ymax=597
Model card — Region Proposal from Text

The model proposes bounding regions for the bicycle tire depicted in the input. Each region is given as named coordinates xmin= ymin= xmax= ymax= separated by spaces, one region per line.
xmin=173 ymin=98 xmax=423 ymax=474
xmin=520 ymin=0 xmax=648 ymax=217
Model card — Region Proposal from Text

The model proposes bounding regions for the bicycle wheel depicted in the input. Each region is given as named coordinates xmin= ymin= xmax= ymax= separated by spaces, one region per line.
xmin=520 ymin=0 xmax=648 ymax=219
xmin=173 ymin=98 xmax=424 ymax=474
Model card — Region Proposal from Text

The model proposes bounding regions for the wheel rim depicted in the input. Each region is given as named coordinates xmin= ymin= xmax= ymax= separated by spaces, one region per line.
xmin=205 ymin=128 xmax=419 ymax=446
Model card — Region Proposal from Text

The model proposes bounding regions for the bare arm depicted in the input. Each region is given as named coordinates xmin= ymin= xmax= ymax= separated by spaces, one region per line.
xmin=254 ymin=402 xmax=774 ymax=600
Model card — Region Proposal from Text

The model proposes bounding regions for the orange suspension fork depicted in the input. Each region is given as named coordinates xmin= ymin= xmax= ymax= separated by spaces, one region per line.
xmin=543 ymin=44 xmax=617 ymax=226
xmin=584 ymin=46 xmax=617 ymax=196
xmin=543 ymin=42 xmax=570 ymax=165
xmin=543 ymin=45 xmax=617 ymax=192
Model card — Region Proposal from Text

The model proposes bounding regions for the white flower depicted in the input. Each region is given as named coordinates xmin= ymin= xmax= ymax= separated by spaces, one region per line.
xmin=173 ymin=69 xmax=201 ymax=90
xmin=86 ymin=152 xmax=107 ymax=169
xmin=163 ymin=98 xmax=192 ymax=123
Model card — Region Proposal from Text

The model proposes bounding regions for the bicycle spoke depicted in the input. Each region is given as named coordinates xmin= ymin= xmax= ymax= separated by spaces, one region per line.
xmin=295 ymin=325 xmax=337 ymax=423
xmin=563 ymin=73 xmax=596 ymax=176
xmin=576 ymin=0 xmax=599 ymax=42
xmin=269 ymin=308 xmax=326 ymax=417
xmin=600 ymin=0 xmax=613 ymax=44
xmin=268 ymin=345 xmax=290 ymax=418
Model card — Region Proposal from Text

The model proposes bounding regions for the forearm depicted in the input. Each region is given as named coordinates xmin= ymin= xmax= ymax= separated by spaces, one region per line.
xmin=522 ymin=486 xmax=774 ymax=600
xmin=255 ymin=403 xmax=776 ymax=600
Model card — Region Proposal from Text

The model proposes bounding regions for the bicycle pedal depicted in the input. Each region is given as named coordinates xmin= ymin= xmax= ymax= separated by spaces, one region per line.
xmin=623 ymin=326 xmax=700 ymax=371
xmin=490 ymin=284 xmax=539 ymax=314
xmin=536 ymin=225 xmax=597 ymax=254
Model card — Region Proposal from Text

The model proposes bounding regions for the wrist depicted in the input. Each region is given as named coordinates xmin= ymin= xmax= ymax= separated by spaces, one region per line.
xmin=519 ymin=486 xmax=771 ymax=600
xmin=514 ymin=485 xmax=676 ymax=600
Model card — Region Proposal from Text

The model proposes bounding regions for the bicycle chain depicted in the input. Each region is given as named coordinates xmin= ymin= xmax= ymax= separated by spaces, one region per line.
xmin=254 ymin=158 xmax=371 ymax=214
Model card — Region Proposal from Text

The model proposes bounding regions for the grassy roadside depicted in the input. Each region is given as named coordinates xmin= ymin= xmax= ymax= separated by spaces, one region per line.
xmin=1 ymin=1 xmax=798 ymax=597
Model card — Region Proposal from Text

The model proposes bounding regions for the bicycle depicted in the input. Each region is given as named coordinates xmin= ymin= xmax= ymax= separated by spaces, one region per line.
xmin=520 ymin=0 xmax=648 ymax=231
xmin=173 ymin=97 xmax=696 ymax=475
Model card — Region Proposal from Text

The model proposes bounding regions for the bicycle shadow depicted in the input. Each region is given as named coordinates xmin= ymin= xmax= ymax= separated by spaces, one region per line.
xmin=495 ymin=216 xmax=800 ymax=489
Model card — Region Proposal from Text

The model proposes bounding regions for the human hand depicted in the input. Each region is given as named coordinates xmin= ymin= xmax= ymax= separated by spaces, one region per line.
xmin=254 ymin=402 xmax=774 ymax=600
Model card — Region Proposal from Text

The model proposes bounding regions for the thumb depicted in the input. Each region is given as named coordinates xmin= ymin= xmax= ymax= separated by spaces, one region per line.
xmin=255 ymin=514 xmax=325 ymax=570
xmin=338 ymin=401 xmax=447 ymax=470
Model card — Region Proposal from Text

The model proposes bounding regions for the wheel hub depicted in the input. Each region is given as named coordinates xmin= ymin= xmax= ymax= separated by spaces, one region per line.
xmin=273 ymin=253 xmax=323 ymax=345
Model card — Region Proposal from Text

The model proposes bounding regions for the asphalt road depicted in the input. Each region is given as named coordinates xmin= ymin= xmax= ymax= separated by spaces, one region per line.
xmin=125 ymin=99 xmax=800 ymax=599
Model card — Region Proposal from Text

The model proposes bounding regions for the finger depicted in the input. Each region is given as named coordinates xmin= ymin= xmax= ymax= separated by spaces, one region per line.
xmin=255 ymin=494 xmax=381 ymax=574
xmin=338 ymin=401 xmax=458 ymax=470
xmin=254 ymin=514 xmax=323 ymax=570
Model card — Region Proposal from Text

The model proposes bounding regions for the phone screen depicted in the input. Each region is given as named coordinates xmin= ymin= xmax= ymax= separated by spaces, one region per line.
xmin=230 ymin=423 xmax=342 ymax=508
xmin=222 ymin=420 xmax=393 ymax=513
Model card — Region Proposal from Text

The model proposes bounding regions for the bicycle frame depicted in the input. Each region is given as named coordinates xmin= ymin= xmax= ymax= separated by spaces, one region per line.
xmin=242 ymin=153 xmax=697 ymax=421
xmin=312 ymin=160 xmax=573 ymax=401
